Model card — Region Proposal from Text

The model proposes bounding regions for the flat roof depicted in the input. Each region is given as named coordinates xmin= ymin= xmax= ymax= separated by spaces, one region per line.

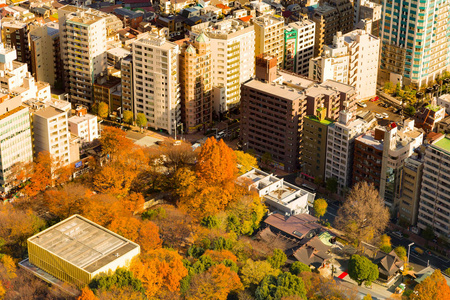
xmin=28 ymin=215 xmax=139 ymax=274
xmin=434 ymin=136 xmax=450 ymax=152
xmin=33 ymin=106 xmax=64 ymax=119
xmin=244 ymin=79 xmax=306 ymax=101
xmin=306 ymin=115 xmax=333 ymax=125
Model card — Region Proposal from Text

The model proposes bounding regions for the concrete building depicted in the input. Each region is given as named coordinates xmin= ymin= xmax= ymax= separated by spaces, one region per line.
xmin=93 ymin=75 xmax=122 ymax=116
xmin=354 ymin=0 xmax=381 ymax=37
xmin=379 ymin=0 xmax=450 ymax=87
xmin=283 ymin=19 xmax=315 ymax=76
xmin=398 ymin=155 xmax=424 ymax=226
xmin=303 ymin=112 xmax=333 ymax=182
xmin=131 ymin=32 xmax=181 ymax=133
xmin=311 ymin=0 xmax=353 ymax=57
xmin=179 ymin=33 xmax=212 ymax=133
xmin=120 ymin=55 xmax=133 ymax=114
xmin=353 ymin=120 xmax=423 ymax=208
xmin=240 ymin=55 xmax=357 ymax=172
xmin=1 ymin=18 xmax=32 ymax=70
xmin=254 ymin=15 xmax=284 ymax=67
xmin=414 ymin=104 xmax=446 ymax=133
xmin=239 ymin=168 xmax=315 ymax=215
xmin=191 ymin=20 xmax=255 ymax=113
xmin=437 ymin=94 xmax=450 ymax=115
xmin=31 ymin=99 xmax=72 ymax=166
xmin=309 ymin=30 xmax=379 ymax=101
xmin=325 ymin=110 xmax=373 ymax=195
xmin=27 ymin=215 xmax=140 ymax=288
xmin=59 ymin=6 xmax=108 ymax=108
xmin=0 ymin=94 xmax=33 ymax=193
xmin=29 ymin=22 xmax=64 ymax=88
xmin=68 ymin=106 xmax=98 ymax=143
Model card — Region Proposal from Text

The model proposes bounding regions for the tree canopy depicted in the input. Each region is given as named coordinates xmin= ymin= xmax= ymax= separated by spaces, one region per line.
xmin=347 ymin=255 xmax=379 ymax=286
xmin=255 ymin=272 xmax=307 ymax=300
xmin=411 ymin=269 xmax=450 ymax=300
xmin=313 ymin=198 xmax=327 ymax=220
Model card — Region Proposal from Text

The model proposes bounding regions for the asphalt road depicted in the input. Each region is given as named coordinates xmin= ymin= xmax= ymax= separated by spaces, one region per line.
xmin=387 ymin=232 xmax=450 ymax=272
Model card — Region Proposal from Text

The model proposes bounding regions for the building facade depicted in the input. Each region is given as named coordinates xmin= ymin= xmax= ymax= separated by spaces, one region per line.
xmin=254 ymin=15 xmax=285 ymax=67
xmin=68 ymin=106 xmax=99 ymax=143
xmin=398 ymin=155 xmax=424 ymax=226
xmin=131 ymin=32 xmax=181 ymax=133
xmin=59 ymin=6 xmax=108 ymax=108
xmin=283 ymin=19 xmax=315 ymax=76
xmin=179 ymin=33 xmax=212 ymax=133
xmin=1 ymin=19 xmax=32 ymax=71
xmin=120 ymin=55 xmax=134 ymax=114
xmin=379 ymin=0 xmax=450 ymax=87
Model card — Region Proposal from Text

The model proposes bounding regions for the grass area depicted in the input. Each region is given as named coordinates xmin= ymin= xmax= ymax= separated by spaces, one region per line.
xmin=434 ymin=137 xmax=450 ymax=152
xmin=426 ymin=104 xmax=441 ymax=112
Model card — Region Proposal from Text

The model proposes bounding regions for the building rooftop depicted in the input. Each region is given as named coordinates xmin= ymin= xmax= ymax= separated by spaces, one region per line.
xmin=433 ymin=136 xmax=450 ymax=152
xmin=33 ymin=106 xmax=64 ymax=118
xmin=264 ymin=213 xmax=322 ymax=240
xmin=28 ymin=215 xmax=140 ymax=274
xmin=244 ymin=79 xmax=306 ymax=101
xmin=306 ymin=115 xmax=333 ymax=125
xmin=68 ymin=113 xmax=96 ymax=124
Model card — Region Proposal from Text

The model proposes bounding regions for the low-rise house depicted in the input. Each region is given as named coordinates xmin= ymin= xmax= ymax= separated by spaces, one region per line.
xmin=239 ymin=168 xmax=315 ymax=215
xmin=414 ymin=104 xmax=445 ymax=132
xmin=373 ymin=250 xmax=404 ymax=283
xmin=263 ymin=213 xmax=322 ymax=241
xmin=290 ymin=235 xmax=332 ymax=269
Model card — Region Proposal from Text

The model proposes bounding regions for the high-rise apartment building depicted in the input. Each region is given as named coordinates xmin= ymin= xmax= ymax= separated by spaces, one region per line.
xmin=121 ymin=55 xmax=133 ymax=113
xmin=0 ymin=94 xmax=32 ymax=193
xmin=131 ymin=32 xmax=181 ymax=133
xmin=417 ymin=135 xmax=450 ymax=237
xmin=59 ymin=6 xmax=107 ymax=108
xmin=241 ymin=55 xmax=357 ymax=172
xmin=283 ymin=19 xmax=315 ymax=76
xmin=179 ymin=33 xmax=212 ymax=133
xmin=254 ymin=15 xmax=284 ymax=67
xmin=398 ymin=155 xmax=424 ymax=226
xmin=29 ymin=23 xmax=64 ymax=88
xmin=191 ymin=20 xmax=255 ymax=113
xmin=379 ymin=0 xmax=450 ymax=87
xmin=309 ymin=30 xmax=379 ymax=101
xmin=311 ymin=0 xmax=353 ymax=57
xmin=325 ymin=110 xmax=373 ymax=195
xmin=303 ymin=112 xmax=333 ymax=181
xmin=353 ymin=120 xmax=423 ymax=208
xmin=1 ymin=18 xmax=32 ymax=70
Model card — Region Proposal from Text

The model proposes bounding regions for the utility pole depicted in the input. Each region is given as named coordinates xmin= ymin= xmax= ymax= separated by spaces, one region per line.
xmin=407 ymin=242 xmax=414 ymax=266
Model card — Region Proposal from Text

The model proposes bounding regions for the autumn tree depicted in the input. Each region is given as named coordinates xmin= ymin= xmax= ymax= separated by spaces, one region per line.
xmin=239 ymin=259 xmax=279 ymax=288
xmin=1 ymin=255 xmax=17 ymax=279
xmin=23 ymin=151 xmax=53 ymax=197
xmin=313 ymin=198 xmax=327 ymax=220
xmin=136 ymin=113 xmax=147 ymax=130
xmin=300 ymin=272 xmax=359 ymax=300
xmin=123 ymin=110 xmax=133 ymax=124
xmin=348 ymin=255 xmax=379 ymax=286
xmin=411 ymin=269 xmax=450 ymax=300
xmin=226 ymin=193 xmax=266 ymax=236
xmin=159 ymin=141 xmax=197 ymax=174
xmin=255 ymin=272 xmax=306 ymax=300
xmin=97 ymin=102 xmax=109 ymax=119
xmin=235 ymin=150 xmax=258 ymax=175
xmin=362 ymin=294 xmax=373 ymax=300
xmin=186 ymin=264 xmax=243 ymax=300
xmin=78 ymin=287 xmax=99 ymax=300
xmin=267 ymin=249 xmax=287 ymax=269
xmin=99 ymin=126 xmax=133 ymax=159
xmin=44 ymin=183 xmax=91 ymax=219
xmin=335 ymin=182 xmax=389 ymax=246
xmin=380 ymin=234 xmax=392 ymax=253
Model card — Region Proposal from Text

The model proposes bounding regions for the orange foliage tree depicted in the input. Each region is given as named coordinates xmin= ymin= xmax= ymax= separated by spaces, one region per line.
xmin=99 ymin=126 xmax=133 ymax=159
xmin=186 ymin=264 xmax=243 ymax=300
xmin=44 ymin=183 xmax=92 ymax=219
xmin=23 ymin=151 xmax=53 ymax=197
xmin=131 ymin=248 xmax=188 ymax=298
xmin=77 ymin=287 xmax=98 ymax=300
xmin=411 ymin=269 xmax=450 ymax=300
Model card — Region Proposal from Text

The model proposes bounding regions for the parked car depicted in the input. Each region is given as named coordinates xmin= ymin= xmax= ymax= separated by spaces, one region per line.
xmin=357 ymin=102 xmax=367 ymax=108
xmin=382 ymin=112 xmax=389 ymax=119
xmin=376 ymin=113 xmax=383 ymax=119
xmin=414 ymin=247 xmax=424 ymax=255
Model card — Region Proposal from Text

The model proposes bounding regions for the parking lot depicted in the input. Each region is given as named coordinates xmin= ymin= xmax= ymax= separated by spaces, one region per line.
xmin=357 ymin=99 xmax=404 ymax=125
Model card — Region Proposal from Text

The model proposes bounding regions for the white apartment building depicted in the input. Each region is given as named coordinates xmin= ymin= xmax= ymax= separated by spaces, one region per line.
xmin=239 ymin=168 xmax=315 ymax=215
xmin=284 ymin=19 xmax=315 ymax=76
xmin=0 ymin=95 xmax=33 ymax=193
xmin=0 ymin=43 xmax=50 ymax=102
xmin=191 ymin=20 xmax=255 ymax=112
xmin=325 ymin=110 xmax=372 ymax=195
xmin=309 ymin=30 xmax=379 ymax=101
xmin=131 ymin=32 xmax=181 ymax=133
xmin=68 ymin=106 xmax=98 ymax=142
xmin=418 ymin=135 xmax=450 ymax=237
xmin=59 ymin=6 xmax=107 ymax=108
xmin=254 ymin=15 xmax=284 ymax=67
xmin=31 ymin=99 xmax=71 ymax=166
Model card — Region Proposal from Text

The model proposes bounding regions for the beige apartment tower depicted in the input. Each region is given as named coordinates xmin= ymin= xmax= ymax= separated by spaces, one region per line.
xmin=254 ymin=15 xmax=284 ymax=67
xmin=179 ymin=33 xmax=212 ymax=133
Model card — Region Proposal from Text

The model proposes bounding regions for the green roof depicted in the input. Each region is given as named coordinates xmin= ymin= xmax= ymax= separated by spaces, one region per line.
xmin=318 ymin=232 xmax=334 ymax=246
xmin=196 ymin=32 xmax=209 ymax=43
xmin=306 ymin=115 xmax=333 ymax=126
xmin=434 ymin=137 xmax=450 ymax=152
xmin=185 ymin=44 xmax=196 ymax=54
xmin=426 ymin=104 xmax=441 ymax=112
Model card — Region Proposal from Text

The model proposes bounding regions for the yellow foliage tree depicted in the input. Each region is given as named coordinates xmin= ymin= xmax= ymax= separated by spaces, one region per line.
xmin=235 ymin=151 xmax=258 ymax=175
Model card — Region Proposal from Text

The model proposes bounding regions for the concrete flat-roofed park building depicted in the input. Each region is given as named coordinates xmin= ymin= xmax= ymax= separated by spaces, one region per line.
xmin=27 ymin=215 xmax=140 ymax=288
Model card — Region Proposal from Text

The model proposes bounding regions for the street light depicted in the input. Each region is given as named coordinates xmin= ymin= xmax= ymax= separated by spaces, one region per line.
xmin=407 ymin=242 xmax=415 ymax=265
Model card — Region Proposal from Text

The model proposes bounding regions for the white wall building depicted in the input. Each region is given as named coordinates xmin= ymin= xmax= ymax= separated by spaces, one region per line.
xmin=191 ymin=20 xmax=255 ymax=112
xmin=284 ymin=19 xmax=315 ymax=76
xmin=239 ymin=168 xmax=315 ymax=216
xmin=325 ymin=110 xmax=373 ymax=194
xmin=68 ymin=106 xmax=98 ymax=143
xmin=131 ymin=32 xmax=181 ymax=133
xmin=437 ymin=94 xmax=450 ymax=115
xmin=309 ymin=30 xmax=379 ymax=101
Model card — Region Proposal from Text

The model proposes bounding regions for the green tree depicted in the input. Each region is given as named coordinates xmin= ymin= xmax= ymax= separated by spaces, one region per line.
xmin=362 ymin=294 xmax=373 ymax=300
xmin=123 ymin=110 xmax=133 ymax=124
xmin=326 ymin=177 xmax=338 ymax=193
xmin=261 ymin=152 xmax=273 ymax=166
xmin=267 ymin=249 xmax=287 ymax=269
xmin=383 ymin=82 xmax=394 ymax=93
xmin=89 ymin=268 xmax=145 ymax=294
xmin=235 ymin=150 xmax=258 ymax=174
xmin=98 ymin=102 xmax=109 ymax=119
xmin=404 ymin=105 xmax=416 ymax=116
xmin=255 ymin=272 xmax=306 ymax=300
xmin=201 ymin=215 xmax=219 ymax=229
xmin=394 ymin=246 xmax=407 ymax=261
xmin=239 ymin=259 xmax=279 ymax=288
xmin=313 ymin=198 xmax=327 ymax=220
xmin=444 ymin=268 xmax=450 ymax=276
xmin=136 ymin=113 xmax=147 ymax=130
xmin=423 ymin=226 xmax=435 ymax=241
xmin=290 ymin=262 xmax=311 ymax=275
xmin=348 ymin=255 xmax=379 ymax=286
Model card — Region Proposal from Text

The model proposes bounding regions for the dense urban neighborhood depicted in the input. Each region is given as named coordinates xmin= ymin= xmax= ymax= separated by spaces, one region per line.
xmin=0 ymin=0 xmax=449 ymax=298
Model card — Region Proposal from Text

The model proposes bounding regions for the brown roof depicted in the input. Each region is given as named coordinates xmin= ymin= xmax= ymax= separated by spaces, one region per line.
xmin=264 ymin=213 xmax=322 ymax=240
xmin=373 ymin=250 xmax=404 ymax=277
xmin=292 ymin=236 xmax=331 ymax=267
